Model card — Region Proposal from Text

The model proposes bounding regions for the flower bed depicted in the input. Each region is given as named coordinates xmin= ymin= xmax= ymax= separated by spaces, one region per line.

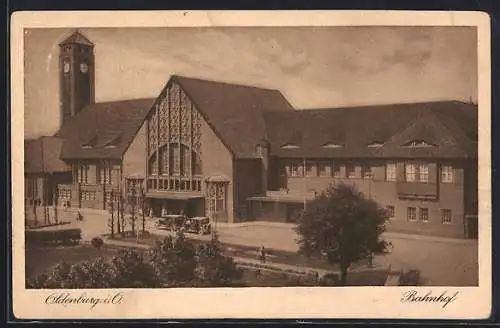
xmin=26 ymin=221 xmax=71 ymax=230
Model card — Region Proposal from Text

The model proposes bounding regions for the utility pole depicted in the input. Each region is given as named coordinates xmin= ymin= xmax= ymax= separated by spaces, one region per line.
xmin=303 ymin=158 xmax=307 ymax=212
xmin=140 ymin=184 xmax=146 ymax=233
xmin=367 ymin=170 xmax=374 ymax=268
xmin=110 ymin=189 xmax=115 ymax=238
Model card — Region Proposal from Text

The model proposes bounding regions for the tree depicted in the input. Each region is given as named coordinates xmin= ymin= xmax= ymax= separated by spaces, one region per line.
xmin=195 ymin=232 xmax=242 ymax=287
xmin=295 ymin=183 xmax=392 ymax=286
xmin=148 ymin=232 xmax=198 ymax=286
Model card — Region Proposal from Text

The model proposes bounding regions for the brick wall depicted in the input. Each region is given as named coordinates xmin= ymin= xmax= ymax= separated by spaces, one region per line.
xmin=279 ymin=160 xmax=468 ymax=238
xmin=123 ymin=121 xmax=147 ymax=179
xmin=199 ymin=114 xmax=234 ymax=222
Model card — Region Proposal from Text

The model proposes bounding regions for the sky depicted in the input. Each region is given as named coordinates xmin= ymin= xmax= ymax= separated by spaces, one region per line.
xmin=23 ymin=26 xmax=477 ymax=138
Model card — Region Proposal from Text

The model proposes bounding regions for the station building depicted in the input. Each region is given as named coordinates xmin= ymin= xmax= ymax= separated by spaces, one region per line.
xmin=24 ymin=31 xmax=478 ymax=238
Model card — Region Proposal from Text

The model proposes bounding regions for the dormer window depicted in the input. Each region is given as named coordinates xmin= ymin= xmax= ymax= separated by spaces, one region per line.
xmin=103 ymin=135 xmax=122 ymax=149
xmin=368 ymin=142 xmax=384 ymax=148
xmin=281 ymin=143 xmax=300 ymax=150
xmin=322 ymin=142 xmax=343 ymax=149
xmin=82 ymin=135 xmax=98 ymax=149
xmin=403 ymin=140 xmax=436 ymax=148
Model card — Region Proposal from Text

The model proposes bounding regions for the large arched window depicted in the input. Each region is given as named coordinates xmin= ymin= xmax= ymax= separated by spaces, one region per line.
xmin=149 ymin=143 xmax=202 ymax=177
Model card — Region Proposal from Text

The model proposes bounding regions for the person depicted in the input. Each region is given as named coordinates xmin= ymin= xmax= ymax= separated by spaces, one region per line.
xmin=260 ymin=246 xmax=266 ymax=264
xmin=76 ymin=210 xmax=83 ymax=221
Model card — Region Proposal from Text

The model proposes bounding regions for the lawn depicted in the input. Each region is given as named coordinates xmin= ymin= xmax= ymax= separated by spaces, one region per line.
xmin=109 ymin=233 xmax=372 ymax=273
xmin=26 ymin=244 xmax=387 ymax=287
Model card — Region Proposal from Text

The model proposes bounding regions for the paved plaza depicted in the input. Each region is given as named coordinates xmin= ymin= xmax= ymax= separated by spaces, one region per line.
xmin=35 ymin=207 xmax=478 ymax=286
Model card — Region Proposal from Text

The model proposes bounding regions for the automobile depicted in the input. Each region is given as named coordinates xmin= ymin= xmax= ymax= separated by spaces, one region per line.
xmin=156 ymin=214 xmax=187 ymax=231
xmin=184 ymin=216 xmax=212 ymax=235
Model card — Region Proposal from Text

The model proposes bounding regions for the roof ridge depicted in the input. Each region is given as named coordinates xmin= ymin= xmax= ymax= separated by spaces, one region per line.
xmin=296 ymin=100 xmax=469 ymax=112
xmin=173 ymin=75 xmax=281 ymax=93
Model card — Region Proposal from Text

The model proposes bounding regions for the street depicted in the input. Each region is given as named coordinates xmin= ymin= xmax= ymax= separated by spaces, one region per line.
xmin=33 ymin=208 xmax=478 ymax=286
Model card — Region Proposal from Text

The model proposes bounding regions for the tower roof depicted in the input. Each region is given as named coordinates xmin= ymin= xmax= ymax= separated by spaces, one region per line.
xmin=59 ymin=31 xmax=94 ymax=46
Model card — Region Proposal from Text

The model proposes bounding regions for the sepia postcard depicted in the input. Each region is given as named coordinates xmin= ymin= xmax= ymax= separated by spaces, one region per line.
xmin=11 ymin=10 xmax=491 ymax=320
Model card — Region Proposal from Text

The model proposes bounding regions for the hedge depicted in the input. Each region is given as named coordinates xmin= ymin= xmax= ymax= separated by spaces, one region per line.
xmin=25 ymin=228 xmax=81 ymax=245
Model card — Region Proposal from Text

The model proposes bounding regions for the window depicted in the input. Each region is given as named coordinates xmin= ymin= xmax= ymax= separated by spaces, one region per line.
xmin=99 ymin=161 xmax=111 ymax=185
xmin=281 ymin=143 xmax=300 ymax=149
xmin=318 ymin=162 xmax=330 ymax=177
xmin=441 ymin=209 xmax=452 ymax=224
xmin=172 ymin=145 xmax=180 ymax=175
xmin=386 ymin=205 xmax=395 ymax=218
xmin=419 ymin=208 xmax=429 ymax=222
xmin=441 ymin=165 xmax=454 ymax=183
xmin=405 ymin=163 xmax=416 ymax=182
xmin=78 ymin=163 xmax=90 ymax=184
xmin=58 ymin=190 xmax=72 ymax=200
xmin=81 ymin=191 xmax=96 ymax=201
xmin=193 ymin=153 xmax=202 ymax=176
xmin=347 ymin=165 xmax=356 ymax=179
xmin=386 ymin=162 xmax=396 ymax=182
xmin=418 ymin=164 xmax=429 ymax=182
xmin=289 ymin=163 xmax=301 ymax=177
xmin=362 ymin=165 xmax=372 ymax=179
xmin=149 ymin=156 xmax=158 ymax=176
xmin=111 ymin=165 xmax=121 ymax=185
xmin=207 ymin=182 xmax=227 ymax=214
xmin=368 ymin=142 xmax=384 ymax=148
xmin=322 ymin=143 xmax=343 ymax=149
xmin=333 ymin=164 xmax=342 ymax=178
xmin=403 ymin=139 xmax=435 ymax=148
xmin=305 ymin=162 xmax=314 ymax=177
xmin=407 ymin=207 xmax=417 ymax=221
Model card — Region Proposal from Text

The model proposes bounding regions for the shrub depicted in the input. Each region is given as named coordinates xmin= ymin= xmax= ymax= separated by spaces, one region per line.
xmin=318 ymin=273 xmax=340 ymax=286
xmin=28 ymin=250 xmax=160 ymax=289
xmin=91 ymin=237 xmax=104 ymax=249
xmin=67 ymin=258 xmax=115 ymax=288
xmin=195 ymin=235 xmax=243 ymax=287
xmin=148 ymin=233 xmax=197 ymax=286
xmin=27 ymin=262 xmax=73 ymax=288
xmin=110 ymin=249 xmax=160 ymax=288
xmin=400 ymin=270 xmax=421 ymax=286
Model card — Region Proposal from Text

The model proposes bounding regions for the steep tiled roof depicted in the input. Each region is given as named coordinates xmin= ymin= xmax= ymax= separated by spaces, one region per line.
xmin=173 ymin=75 xmax=294 ymax=158
xmin=56 ymin=98 xmax=155 ymax=159
xmin=59 ymin=31 xmax=94 ymax=46
xmin=265 ymin=101 xmax=478 ymax=159
xmin=24 ymin=136 xmax=70 ymax=174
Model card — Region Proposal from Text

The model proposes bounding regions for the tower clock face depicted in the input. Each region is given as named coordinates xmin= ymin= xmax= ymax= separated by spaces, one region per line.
xmin=63 ymin=61 xmax=70 ymax=73
xmin=80 ymin=62 xmax=89 ymax=74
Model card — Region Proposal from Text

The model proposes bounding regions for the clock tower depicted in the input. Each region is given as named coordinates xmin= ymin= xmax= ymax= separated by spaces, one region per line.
xmin=59 ymin=31 xmax=95 ymax=127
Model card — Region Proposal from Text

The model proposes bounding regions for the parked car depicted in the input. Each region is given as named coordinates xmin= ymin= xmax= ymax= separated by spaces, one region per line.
xmin=157 ymin=214 xmax=187 ymax=231
xmin=184 ymin=216 xmax=212 ymax=235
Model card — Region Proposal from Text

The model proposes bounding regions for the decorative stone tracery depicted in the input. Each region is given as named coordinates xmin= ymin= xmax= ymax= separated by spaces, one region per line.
xmin=146 ymin=82 xmax=203 ymax=192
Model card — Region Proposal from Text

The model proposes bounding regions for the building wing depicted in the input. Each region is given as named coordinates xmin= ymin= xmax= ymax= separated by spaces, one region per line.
xmin=264 ymin=101 xmax=478 ymax=159
xmin=24 ymin=136 xmax=70 ymax=174
xmin=56 ymin=98 xmax=155 ymax=160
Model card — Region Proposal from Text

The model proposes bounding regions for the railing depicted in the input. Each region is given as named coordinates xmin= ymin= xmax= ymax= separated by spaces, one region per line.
xmin=396 ymin=182 xmax=438 ymax=200
xmin=147 ymin=176 xmax=202 ymax=192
